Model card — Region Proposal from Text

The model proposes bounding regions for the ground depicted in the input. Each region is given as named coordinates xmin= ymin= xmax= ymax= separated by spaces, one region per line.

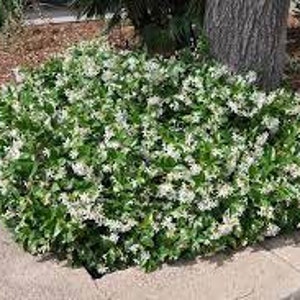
xmin=0 ymin=16 xmax=299 ymax=87
xmin=0 ymin=20 xmax=136 ymax=85
xmin=287 ymin=16 xmax=300 ymax=91
xmin=0 ymin=21 xmax=101 ymax=84
xmin=2 ymin=13 xmax=300 ymax=300
xmin=2 ymin=223 xmax=300 ymax=299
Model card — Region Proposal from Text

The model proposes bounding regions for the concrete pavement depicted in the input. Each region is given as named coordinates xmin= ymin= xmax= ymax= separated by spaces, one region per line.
xmin=2 ymin=224 xmax=300 ymax=300
xmin=24 ymin=4 xmax=79 ymax=25
xmin=0 ymin=226 xmax=101 ymax=300
xmin=24 ymin=3 xmax=96 ymax=25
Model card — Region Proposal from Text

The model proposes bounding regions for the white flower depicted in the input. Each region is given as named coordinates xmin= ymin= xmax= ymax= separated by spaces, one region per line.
xmin=227 ymin=101 xmax=239 ymax=114
xmin=263 ymin=116 xmax=280 ymax=134
xmin=236 ymin=177 xmax=249 ymax=195
xmin=69 ymin=149 xmax=79 ymax=160
xmin=106 ymin=140 xmax=121 ymax=149
xmin=178 ymin=184 xmax=195 ymax=204
xmin=217 ymin=184 xmax=233 ymax=198
xmin=115 ymin=110 xmax=128 ymax=127
xmin=158 ymin=182 xmax=176 ymax=200
xmin=185 ymin=133 xmax=196 ymax=148
xmin=284 ymin=164 xmax=300 ymax=179
xmin=245 ymin=71 xmax=257 ymax=84
xmin=54 ymin=167 xmax=66 ymax=180
xmin=255 ymin=92 xmax=268 ymax=109
xmin=0 ymin=178 xmax=9 ymax=196
xmin=63 ymin=138 xmax=73 ymax=149
xmin=109 ymin=233 xmax=119 ymax=243
xmin=163 ymin=144 xmax=181 ymax=161
xmin=56 ymin=109 xmax=69 ymax=123
xmin=97 ymin=265 xmax=109 ymax=275
xmin=256 ymin=132 xmax=269 ymax=147
xmin=147 ymin=96 xmax=161 ymax=106
xmin=83 ymin=58 xmax=99 ymax=78
xmin=43 ymin=148 xmax=51 ymax=158
xmin=71 ymin=161 xmax=91 ymax=177
xmin=6 ymin=139 xmax=24 ymax=160
xmin=12 ymin=100 xmax=21 ymax=112
xmin=129 ymin=244 xmax=140 ymax=254
xmin=9 ymin=129 xmax=19 ymax=138
xmin=162 ymin=216 xmax=176 ymax=231
xmin=209 ymin=65 xmax=229 ymax=79
xmin=102 ymin=164 xmax=112 ymax=173
xmin=211 ymin=148 xmax=222 ymax=158
xmin=12 ymin=68 xmax=25 ymax=83
xmin=121 ymin=219 xmax=137 ymax=232
xmin=55 ymin=74 xmax=67 ymax=87
xmin=287 ymin=105 xmax=300 ymax=116
xmin=140 ymin=251 xmax=151 ymax=263
xmin=261 ymin=182 xmax=275 ymax=195
xmin=104 ymin=127 xmax=114 ymax=143
xmin=190 ymin=163 xmax=202 ymax=176
xmin=65 ymin=89 xmax=84 ymax=103
xmin=258 ymin=206 xmax=274 ymax=219
xmin=197 ymin=197 xmax=219 ymax=212
xmin=59 ymin=193 xmax=69 ymax=203
xmin=46 ymin=169 xmax=55 ymax=180
xmin=264 ymin=224 xmax=280 ymax=237
xmin=126 ymin=57 xmax=137 ymax=71
xmin=215 ymin=224 xmax=233 ymax=237
xmin=1 ymin=84 xmax=8 ymax=94
xmin=120 ymin=8 xmax=128 ymax=20
xmin=213 ymin=215 xmax=239 ymax=239
xmin=145 ymin=60 xmax=159 ymax=73
xmin=102 ymin=70 xmax=114 ymax=82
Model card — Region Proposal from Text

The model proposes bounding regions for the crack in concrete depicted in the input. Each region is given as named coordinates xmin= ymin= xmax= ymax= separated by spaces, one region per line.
xmin=261 ymin=242 xmax=300 ymax=275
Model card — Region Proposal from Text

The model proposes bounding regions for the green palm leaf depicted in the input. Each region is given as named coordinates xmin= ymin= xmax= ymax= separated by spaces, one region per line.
xmin=72 ymin=0 xmax=205 ymax=53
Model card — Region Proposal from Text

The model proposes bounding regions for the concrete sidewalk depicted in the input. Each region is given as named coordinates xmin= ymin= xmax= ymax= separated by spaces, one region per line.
xmin=1 ymin=225 xmax=300 ymax=300
xmin=24 ymin=4 xmax=94 ymax=25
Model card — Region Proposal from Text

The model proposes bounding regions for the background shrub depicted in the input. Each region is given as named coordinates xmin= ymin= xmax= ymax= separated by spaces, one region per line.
xmin=72 ymin=0 xmax=205 ymax=53
xmin=0 ymin=0 xmax=23 ymax=30
xmin=1 ymin=41 xmax=300 ymax=276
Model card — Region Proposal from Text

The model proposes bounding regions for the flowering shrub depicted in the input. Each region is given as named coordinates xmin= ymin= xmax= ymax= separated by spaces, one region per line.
xmin=1 ymin=41 xmax=300 ymax=276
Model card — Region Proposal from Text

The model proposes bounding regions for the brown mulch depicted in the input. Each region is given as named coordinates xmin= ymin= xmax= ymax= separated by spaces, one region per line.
xmin=287 ymin=15 xmax=300 ymax=90
xmin=0 ymin=21 xmax=103 ymax=84
xmin=1 ymin=16 xmax=300 ymax=87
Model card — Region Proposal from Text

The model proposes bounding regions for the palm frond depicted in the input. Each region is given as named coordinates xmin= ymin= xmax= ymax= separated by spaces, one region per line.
xmin=73 ymin=0 xmax=206 ymax=53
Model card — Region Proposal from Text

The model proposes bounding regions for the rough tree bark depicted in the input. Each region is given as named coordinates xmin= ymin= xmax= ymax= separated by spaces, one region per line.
xmin=204 ymin=0 xmax=291 ymax=90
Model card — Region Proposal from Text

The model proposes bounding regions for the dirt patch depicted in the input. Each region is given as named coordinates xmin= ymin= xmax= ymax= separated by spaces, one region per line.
xmin=0 ymin=20 xmax=138 ymax=85
xmin=287 ymin=15 xmax=300 ymax=91
xmin=0 ymin=21 xmax=103 ymax=84
xmin=0 ymin=17 xmax=300 ymax=87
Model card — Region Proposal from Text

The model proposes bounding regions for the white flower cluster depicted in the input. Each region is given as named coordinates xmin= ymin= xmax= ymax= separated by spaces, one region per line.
xmin=1 ymin=40 xmax=300 ymax=274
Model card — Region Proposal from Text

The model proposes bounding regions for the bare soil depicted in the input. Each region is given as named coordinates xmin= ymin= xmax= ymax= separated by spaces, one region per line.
xmin=287 ymin=15 xmax=300 ymax=90
xmin=0 ymin=21 xmax=102 ymax=84
xmin=0 ymin=16 xmax=300 ymax=88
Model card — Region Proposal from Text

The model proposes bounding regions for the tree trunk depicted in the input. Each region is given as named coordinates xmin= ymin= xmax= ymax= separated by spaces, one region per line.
xmin=204 ymin=0 xmax=290 ymax=90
